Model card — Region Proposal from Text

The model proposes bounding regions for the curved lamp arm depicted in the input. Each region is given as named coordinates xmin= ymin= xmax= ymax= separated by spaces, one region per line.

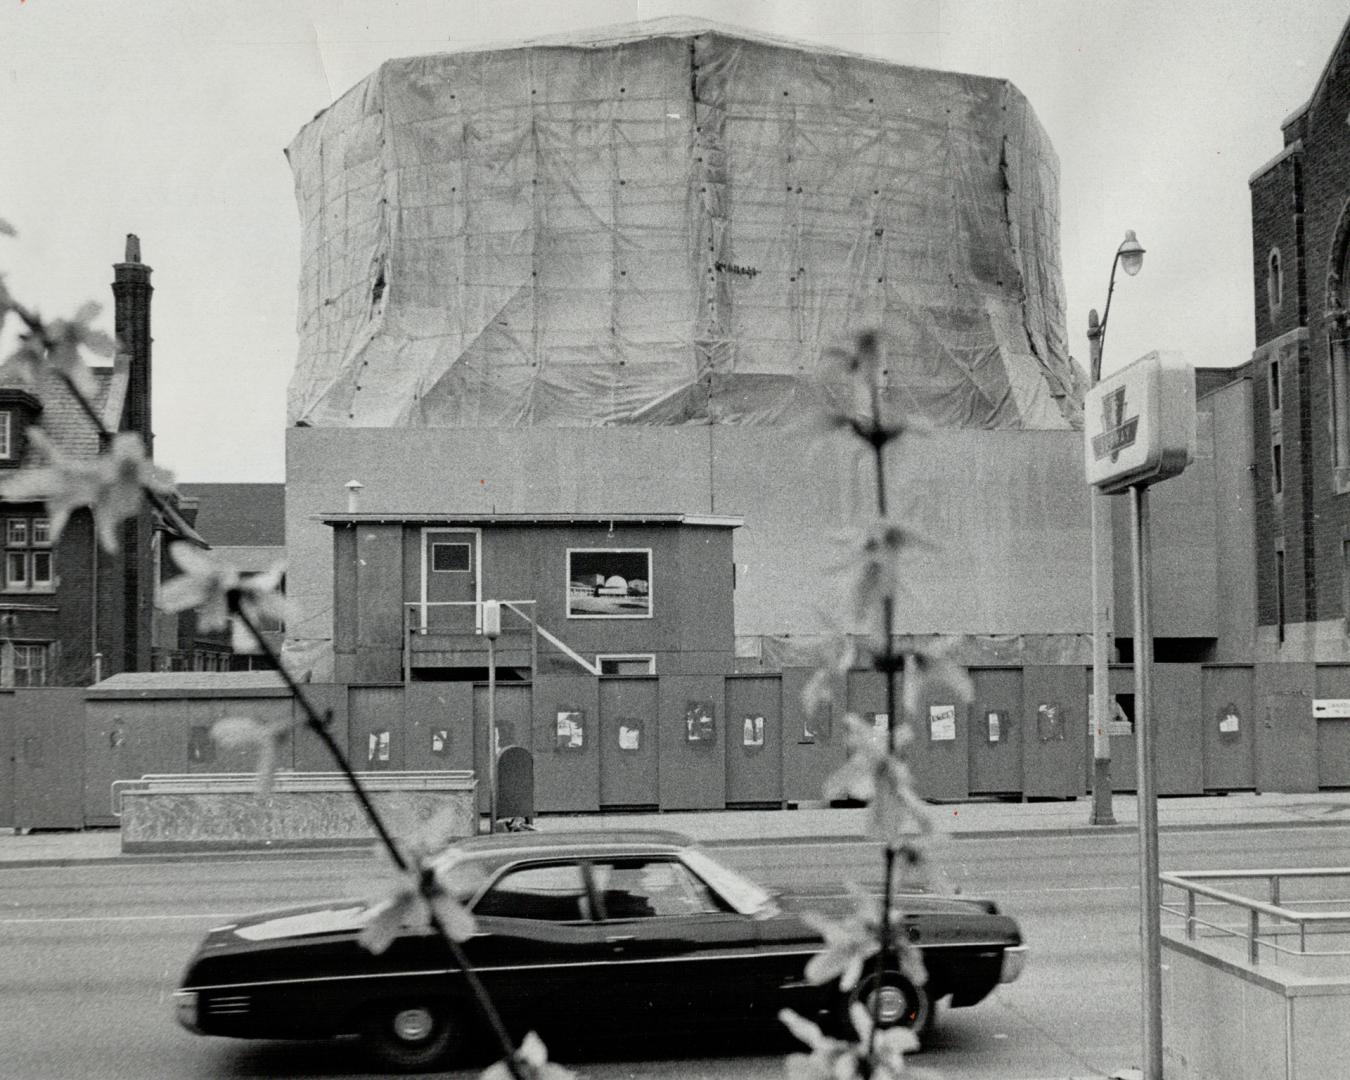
xmin=1088 ymin=230 xmax=1145 ymax=385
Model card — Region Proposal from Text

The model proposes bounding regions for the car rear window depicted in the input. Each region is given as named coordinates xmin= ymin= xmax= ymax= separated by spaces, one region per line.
xmin=472 ymin=863 xmax=590 ymax=922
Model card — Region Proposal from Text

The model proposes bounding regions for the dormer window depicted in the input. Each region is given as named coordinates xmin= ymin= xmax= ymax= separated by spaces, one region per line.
xmin=0 ymin=390 xmax=41 ymax=468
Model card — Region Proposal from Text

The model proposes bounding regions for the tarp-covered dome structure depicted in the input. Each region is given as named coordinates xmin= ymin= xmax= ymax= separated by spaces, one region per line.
xmin=286 ymin=18 xmax=1080 ymax=431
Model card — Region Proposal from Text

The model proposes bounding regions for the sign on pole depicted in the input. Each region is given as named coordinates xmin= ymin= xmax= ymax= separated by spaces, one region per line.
xmin=1083 ymin=349 xmax=1194 ymax=1080
xmin=1084 ymin=350 xmax=1195 ymax=495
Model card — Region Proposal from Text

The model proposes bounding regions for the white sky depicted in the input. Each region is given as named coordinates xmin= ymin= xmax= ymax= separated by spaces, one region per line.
xmin=2 ymin=0 xmax=1346 ymax=482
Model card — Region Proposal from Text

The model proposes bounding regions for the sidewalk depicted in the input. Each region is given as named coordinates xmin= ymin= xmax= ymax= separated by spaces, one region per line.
xmin=4 ymin=790 xmax=1350 ymax=866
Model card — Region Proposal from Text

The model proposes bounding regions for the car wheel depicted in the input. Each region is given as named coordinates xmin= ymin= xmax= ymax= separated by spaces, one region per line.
xmin=846 ymin=971 xmax=935 ymax=1043
xmin=361 ymin=1000 xmax=459 ymax=1072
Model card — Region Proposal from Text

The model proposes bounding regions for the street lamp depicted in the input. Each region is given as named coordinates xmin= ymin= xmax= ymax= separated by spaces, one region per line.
xmin=1087 ymin=230 xmax=1145 ymax=827
xmin=483 ymin=599 xmax=501 ymax=833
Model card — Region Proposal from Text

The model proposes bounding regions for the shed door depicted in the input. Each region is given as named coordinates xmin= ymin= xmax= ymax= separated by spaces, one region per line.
xmin=968 ymin=668 xmax=1022 ymax=795
xmin=422 ymin=529 xmax=479 ymax=631
xmin=599 ymin=677 xmax=659 ymax=810
xmin=724 ymin=676 xmax=782 ymax=806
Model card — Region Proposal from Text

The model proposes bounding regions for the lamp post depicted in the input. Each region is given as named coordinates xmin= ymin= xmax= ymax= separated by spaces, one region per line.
xmin=483 ymin=599 xmax=501 ymax=833
xmin=1087 ymin=230 xmax=1145 ymax=827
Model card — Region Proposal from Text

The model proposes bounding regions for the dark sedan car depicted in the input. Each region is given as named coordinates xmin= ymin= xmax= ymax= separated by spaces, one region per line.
xmin=175 ymin=830 xmax=1024 ymax=1071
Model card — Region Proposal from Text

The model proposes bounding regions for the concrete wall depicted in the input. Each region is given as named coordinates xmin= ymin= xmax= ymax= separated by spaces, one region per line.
xmin=289 ymin=426 xmax=1185 ymax=673
xmin=1112 ymin=409 xmax=1222 ymax=643
xmin=1208 ymin=378 xmax=1258 ymax=660
xmin=1163 ymin=935 xmax=1350 ymax=1080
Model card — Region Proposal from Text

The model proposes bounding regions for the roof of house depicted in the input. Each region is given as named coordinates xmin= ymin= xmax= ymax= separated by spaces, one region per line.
xmin=177 ymin=483 xmax=286 ymax=547
xmin=0 ymin=357 xmax=129 ymax=459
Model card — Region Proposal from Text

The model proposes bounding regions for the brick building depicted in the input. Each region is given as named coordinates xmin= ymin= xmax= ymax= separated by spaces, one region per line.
xmin=1249 ymin=14 xmax=1350 ymax=660
xmin=0 ymin=237 xmax=199 ymax=685
xmin=161 ymin=483 xmax=285 ymax=671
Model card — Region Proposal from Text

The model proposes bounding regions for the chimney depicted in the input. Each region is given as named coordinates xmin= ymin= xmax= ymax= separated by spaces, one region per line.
xmin=112 ymin=234 xmax=153 ymax=454
xmin=345 ymin=480 xmax=364 ymax=513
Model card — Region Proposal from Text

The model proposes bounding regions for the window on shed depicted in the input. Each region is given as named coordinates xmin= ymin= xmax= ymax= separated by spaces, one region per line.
xmin=431 ymin=542 xmax=471 ymax=573
xmin=598 ymin=654 xmax=655 ymax=675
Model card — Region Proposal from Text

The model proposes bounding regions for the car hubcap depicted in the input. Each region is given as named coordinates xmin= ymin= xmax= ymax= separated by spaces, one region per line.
xmin=392 ymin=1007 xmax=434 ymax=1043
xmin=869 ymin=985 xmax=913 ymax=1026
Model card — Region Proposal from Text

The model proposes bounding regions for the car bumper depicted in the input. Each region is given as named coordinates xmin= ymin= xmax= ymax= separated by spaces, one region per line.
xmin=999 ymin=945 xmax=1028 ymax=984
xmin=174 ymin=990 xmax=203 ymax=1035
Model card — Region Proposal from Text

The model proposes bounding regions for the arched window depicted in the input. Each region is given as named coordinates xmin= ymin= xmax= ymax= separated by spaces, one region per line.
xmin=1267 ymin=248 xmax=1283 ymax=314
xmin=1331 ymin=207 xmax=1350 ymax=480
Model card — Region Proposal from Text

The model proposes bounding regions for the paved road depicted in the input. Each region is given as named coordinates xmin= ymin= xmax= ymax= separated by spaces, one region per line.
xmin=1 ymin=825 xmax=1347 ymax=1080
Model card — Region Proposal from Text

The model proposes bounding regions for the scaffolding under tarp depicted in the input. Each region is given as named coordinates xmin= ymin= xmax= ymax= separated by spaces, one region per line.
xmin=286 ymin=19 xmax=1080 ymax=431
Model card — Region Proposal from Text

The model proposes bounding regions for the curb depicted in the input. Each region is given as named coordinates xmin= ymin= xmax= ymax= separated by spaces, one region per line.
xmin=3 ymin=814 xmax=1348 ymax=869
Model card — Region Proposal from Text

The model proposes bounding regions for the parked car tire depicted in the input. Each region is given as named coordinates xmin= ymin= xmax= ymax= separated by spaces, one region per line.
xmin=361 ymin=1000 xmax=459 ymax=1072
xmin=845 ymin=971 xmax=934 ymax=1043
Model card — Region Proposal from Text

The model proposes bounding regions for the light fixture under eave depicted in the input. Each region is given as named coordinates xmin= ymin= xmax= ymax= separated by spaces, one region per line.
xmin=1118 ymin=230 xmax=1145 ymax=277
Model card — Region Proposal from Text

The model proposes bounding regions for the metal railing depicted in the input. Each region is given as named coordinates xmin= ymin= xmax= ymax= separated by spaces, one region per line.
xmin=402 ymin=600 xmax=599 ymax=678
xmin=1160 ymin=868 xmax=1350 ymax=965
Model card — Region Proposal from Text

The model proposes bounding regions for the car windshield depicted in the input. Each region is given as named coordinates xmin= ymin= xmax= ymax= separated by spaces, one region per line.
xmin=680 ymin=847 xmax=774 ymax=915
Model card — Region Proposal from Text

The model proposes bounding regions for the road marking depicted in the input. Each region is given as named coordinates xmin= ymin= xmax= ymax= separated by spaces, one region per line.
xmin=0 ymin=912 xmax=237 ymax=925
xmin=997 ymin=885 xmax=1132 ymax=895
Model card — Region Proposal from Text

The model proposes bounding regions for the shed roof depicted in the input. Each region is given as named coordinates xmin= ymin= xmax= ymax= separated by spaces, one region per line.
xmin=316 ymin=512 xmax=742 ymax=529
xmin=89 ymin=671 xmax=289 ymax=698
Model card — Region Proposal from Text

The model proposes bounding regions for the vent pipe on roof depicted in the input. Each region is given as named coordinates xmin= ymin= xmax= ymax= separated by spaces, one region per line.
xmin=345 ymin=479 xmax=363 ymax=513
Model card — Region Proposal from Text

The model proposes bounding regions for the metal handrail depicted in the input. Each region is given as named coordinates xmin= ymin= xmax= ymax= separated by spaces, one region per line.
xmin=402 ymin=599 xmax=599 ymax=677
xmin=1160 ymin=868 xmax=1350 ymax=965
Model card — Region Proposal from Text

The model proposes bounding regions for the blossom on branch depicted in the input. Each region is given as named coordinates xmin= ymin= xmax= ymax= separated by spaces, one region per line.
xmin=210 ymin=715 xmax=295 ymax=797
xmin=832 ymin=519 xmax=932 ymax=622
xmin=480 ymin=1031 xmax=577 ymax=1080
xmin=801 ymin=888 xmax=882 ymax=991
xmin=823 ymin=713 xmax=939 ymax=856
xmin=800 ymin=627 xmax=860 ymax=718
xmin=4 ymin=300 xmax=114 ymax=400
xmin=781 ymin=1005 xmax=925 ymax=1080
xmin=359 ymin=865 xmax=478 ymax=955
xmin=159 ymin=541 xmax=286 ymax=654
xmin=0 ymin=429 xmax=174 ymax=552
xmin=901 ymin=640 xmax=973 ymax=718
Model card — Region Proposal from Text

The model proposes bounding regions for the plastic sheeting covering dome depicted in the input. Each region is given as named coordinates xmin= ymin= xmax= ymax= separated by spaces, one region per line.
xmin=285 ymin=19 xmax=1081 ymax=431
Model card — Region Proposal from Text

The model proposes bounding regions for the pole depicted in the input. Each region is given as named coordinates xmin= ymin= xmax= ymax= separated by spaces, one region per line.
xmin=1130 ymin=483 xmax=1163 ymax=1080
xmin=487 ymin=635 xmax=497 ymax=833
xmin=1088 ymin=310 xmax=1116 ymax=825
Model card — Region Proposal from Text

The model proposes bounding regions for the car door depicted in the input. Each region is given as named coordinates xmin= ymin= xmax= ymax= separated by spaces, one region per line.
xmin=464 ymin=859 xmax=607 ymax=1030
xmin=584 ymin=856 xmax=764 ymax=1032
